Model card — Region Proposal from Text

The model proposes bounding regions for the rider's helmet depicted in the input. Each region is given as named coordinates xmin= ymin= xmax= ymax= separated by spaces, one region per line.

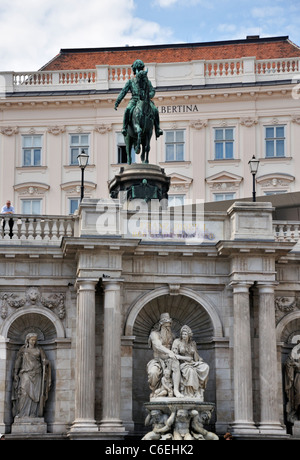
xmin=131 ymin=59 xmax=145 ymax=75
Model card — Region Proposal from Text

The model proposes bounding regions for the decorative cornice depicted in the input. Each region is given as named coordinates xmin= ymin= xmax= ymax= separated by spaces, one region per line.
xmin=47 ymin=125 xmax=66 ymax=135
xmin=240 ymin=117 xmax=258 ymax=127
xmin=94 ymin=123 xmax=112 ymax=134
xmin=0 ymin=126 xmax=19 ymax=136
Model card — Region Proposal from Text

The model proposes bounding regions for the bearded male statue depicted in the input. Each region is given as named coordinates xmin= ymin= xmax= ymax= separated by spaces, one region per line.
xmin=147 ymin=313 xmax=183 ymax=398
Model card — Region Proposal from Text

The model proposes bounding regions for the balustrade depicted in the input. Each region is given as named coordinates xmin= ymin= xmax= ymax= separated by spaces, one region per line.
xmin=205 ymin=59 xmax=243 ymax=77
xmin=0 ymin=215 xmax=74 ymax=244
xmin=273 ymin=221 xmax=300 ymax=242
xmin=58 ymin=70 xmax=96 ymax=85
xmin=256 ymin=58 xmax=299 ymax=75
xmin=5 ymin=56 xmax=300 ymax=93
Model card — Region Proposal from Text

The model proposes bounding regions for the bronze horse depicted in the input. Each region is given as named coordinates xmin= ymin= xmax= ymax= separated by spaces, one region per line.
xmin=125 ymin=70 xmax=154 ymax=164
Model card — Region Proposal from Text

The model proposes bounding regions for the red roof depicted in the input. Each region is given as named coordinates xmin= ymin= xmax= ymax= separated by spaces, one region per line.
xmin=41 ymin=36 xmax=300 ymax=71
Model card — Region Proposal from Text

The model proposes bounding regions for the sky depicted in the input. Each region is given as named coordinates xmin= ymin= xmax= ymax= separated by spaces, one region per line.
xmin=0 ymin=0 xmax=299 ymax=71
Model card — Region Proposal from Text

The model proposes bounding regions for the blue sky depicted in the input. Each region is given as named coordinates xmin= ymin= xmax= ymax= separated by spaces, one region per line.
xmin=0 ymin=0 xmax=299 ymax=71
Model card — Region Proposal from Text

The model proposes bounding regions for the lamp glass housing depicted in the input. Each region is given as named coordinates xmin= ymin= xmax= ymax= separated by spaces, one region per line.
xmin=248 ymin=155 xmax=260 ymax=175
xmin=77 ymin=149 xmax=89 ymax=168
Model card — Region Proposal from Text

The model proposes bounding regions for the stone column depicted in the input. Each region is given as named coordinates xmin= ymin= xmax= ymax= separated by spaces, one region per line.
xmin=99 ymin=279 xmax=126 ymax=435
xmin=257 ymin=282 xmax=285 ymax=435
xmin=70 ymin=278 xmax=99 ymax=434
xmin=231 ymin=282 xmax=258 ymax=434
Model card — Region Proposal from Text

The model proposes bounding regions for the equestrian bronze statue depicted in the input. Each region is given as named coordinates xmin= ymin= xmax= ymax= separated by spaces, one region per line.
xmin=115 ymin=59 xmax=163 ymax=164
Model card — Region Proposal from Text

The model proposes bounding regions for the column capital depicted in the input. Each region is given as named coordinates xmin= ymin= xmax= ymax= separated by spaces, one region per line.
xmin=256 ymin=281 xmax=278 ymax=294
xmin=75 ymin=278 xmax=99 ymax=290
xmin=229 ymin=281 xmax=253 ymax=293
xmin=102 ymin=278 xmax=124 ymax=291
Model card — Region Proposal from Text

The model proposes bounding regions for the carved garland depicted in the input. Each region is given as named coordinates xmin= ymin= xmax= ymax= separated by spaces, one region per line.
xmin=0 ymin=287 xmax=66 ymax=320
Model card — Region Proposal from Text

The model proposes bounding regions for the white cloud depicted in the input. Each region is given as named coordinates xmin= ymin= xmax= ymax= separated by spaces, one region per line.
xmin=153 ymin=0 xmax=207 ymax=7
xmin=0 ymin=0 xmax=173 ymax=71
xmin=153 ymin=0 xmax=179 ymax=6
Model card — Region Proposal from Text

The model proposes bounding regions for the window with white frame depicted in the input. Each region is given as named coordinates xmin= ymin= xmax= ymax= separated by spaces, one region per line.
xmin=213 ymin=193 xmax=236 ymax=201
xmin=168 ymin=195 xmax=185 ymax=207
xmin=165 ymin=130 xmax=185 ymax=162
xmin=214 ymin=128 xmax=234 ymax=160
xmin=22 ymin=135 xmax=42 ymax=166
xmin=70 ymin=134 xmax=90 ymax=165
xmin=69 ymin=198 xmax=80 ymax=214
xmin=265 ymin=126 xmax=285 ymax=158
xmin=21 ymin=199 xmax=42 ymax=215
xmin=116 ymin=132 xmax=136 ymax=164
xmin=264 ymin=190 xmax=287 ymax=195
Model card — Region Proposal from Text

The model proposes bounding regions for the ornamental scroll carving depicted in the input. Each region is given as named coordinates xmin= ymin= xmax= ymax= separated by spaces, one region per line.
xmin=0 ymin=287 xmax=66 ymax=320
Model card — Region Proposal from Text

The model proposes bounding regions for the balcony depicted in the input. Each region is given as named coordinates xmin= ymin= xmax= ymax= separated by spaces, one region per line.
xmin=1 ymin=208 xmax=300 ymax=248
xmin=0 ymin=214 xmax=74 ymax=245
xmin=1 ymin=56 xmax=299 ymax=94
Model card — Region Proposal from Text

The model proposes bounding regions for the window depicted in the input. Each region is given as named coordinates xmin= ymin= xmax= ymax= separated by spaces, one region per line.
xmin=214 ymin=128 xmax=234 ymax=160
xmin=70 ymin=134 xmax=90 ymax=165
xmin=116 ymin=132 xmax=136 ymax=164
xmin=168 ymin=195 xmax=185 ymax=207
xmin=264 ymin=190 xmax=287 ymax=195
xmin=214 ymin=193 xmax=236 ymax=201
xmin=69 ymin=198 xmax=80 ymax=214
xmin=265 ymin=126 xmax=285 ymax=158
xmin=165 ymin=130 xmax=185 ymax=162
xmin=22 ymin=135 xmax=42 ymax=166
xmin=21 ymin=199 xmax=42 ymax=214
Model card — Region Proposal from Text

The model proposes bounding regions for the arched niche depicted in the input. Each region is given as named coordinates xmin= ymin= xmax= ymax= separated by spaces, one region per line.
xmin=0 ymin=307 xmax=65 ymax=429
xmin=276 ymin=310 xmax=300 ymax=431
xmin=277 ymin=311 xmax=300 ymax=345
xmin=125 ymin=287 xmax=223 ymax=433
xmin=125 ymin=286 xmax=223 ymax=339
xmin=0 ymin=306 xmax=65 ymax=343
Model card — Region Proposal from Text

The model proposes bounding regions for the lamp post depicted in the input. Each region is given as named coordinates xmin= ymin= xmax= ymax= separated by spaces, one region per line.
xmin=248 ymin=155 xmax=260 ymax=202
xmin=77 ymin=149 xmax=89 ymax=201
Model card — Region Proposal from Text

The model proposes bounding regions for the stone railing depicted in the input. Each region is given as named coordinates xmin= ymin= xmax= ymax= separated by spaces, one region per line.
xmin=273 ymin=221 xmax=300 ymax=242
xmin=0 ymin=214 xmax=74 ymax=245
xmin=1 ymin=56 xmax=299 ymax=93
xmin=1 ymin=212 xmax=300 ymax=247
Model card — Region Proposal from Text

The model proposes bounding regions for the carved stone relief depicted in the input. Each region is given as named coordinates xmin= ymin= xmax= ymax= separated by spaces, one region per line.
xmin=275 ymin=296 xmax=300 ymax=323
xmin=0 ymin=287 xmax=66 ymax=320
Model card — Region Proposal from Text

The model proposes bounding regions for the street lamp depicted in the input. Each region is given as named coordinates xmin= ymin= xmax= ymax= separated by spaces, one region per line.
xmin=77 ymin=149 xmax=89 ymax=201
xmin=248 ymin=155 xmax=260 ymax=202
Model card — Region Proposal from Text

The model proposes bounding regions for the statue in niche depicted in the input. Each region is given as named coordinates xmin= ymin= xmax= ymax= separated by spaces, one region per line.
xmin=172 ymin=325 xmax=209 ymax=398
xmin=147 ymin=313 xmax=209 ymax=400
xmin=147 ymin=312 xmax=184 ymax=398
xmin=285 ymin=337 xmax=300 ymax=423
xmin=12 ymin=333 xmax=51 ymax=419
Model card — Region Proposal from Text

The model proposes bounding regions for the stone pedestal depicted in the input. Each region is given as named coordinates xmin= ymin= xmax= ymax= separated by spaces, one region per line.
xmin=11 ymin=417 xmax=47 ymax=434
xmin=109 ymin=163 xmax=170 ymax=203
xmin=143 ymin=399 xmax=218 ymax=440
xmin=292 ymin=421 xmax=300 ymax=438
